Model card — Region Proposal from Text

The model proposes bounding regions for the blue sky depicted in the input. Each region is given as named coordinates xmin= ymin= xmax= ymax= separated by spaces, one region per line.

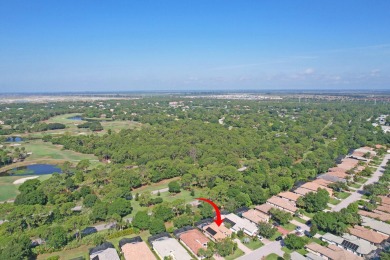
xmin=1 ymin=0 xmax=389 ymax=92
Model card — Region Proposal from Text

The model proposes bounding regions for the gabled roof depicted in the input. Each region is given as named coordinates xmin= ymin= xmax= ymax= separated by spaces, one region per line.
xmin=312 ymin=178 xmax=334 ymax=187
xmin=89 ymin=242 xmax=115 ymax=255
xmin=359 ymin=210 xmax=390 ymax=222
xmin=322 ymin=233 xmax=377 ymax=255
xmin=242 ymin=209 xmax=269 ymax=224
xmin=179 ymin=229 xmax=210 ymax=255
xmin=361 ymin=216 xmax=390 ymax=236
xmin=121 ymin=239 xmax=156 ymax=260
xmin=224 ymin=213 xmax=258 ymax=233
xmin=203 ymin=222 xmax=232 ymax=240
xmin=266 ymin=196 xmax=298 ymax=212
xmin=152 ymin=237 xmax=192 ymax=260
xmin=305 ymin=243 xmax=362 ymax=260
xmin=278 ymin=191 xmax=301 ymax=202
xmin=300 ymin=182 xmax=333 ymax=196
xmin=348 ymin=226 xmax=388 ymax=244
xmin=255 ymin=204 xmax=274 ymax=214
xmin=293 ymin=187 xmax=312 ymax=196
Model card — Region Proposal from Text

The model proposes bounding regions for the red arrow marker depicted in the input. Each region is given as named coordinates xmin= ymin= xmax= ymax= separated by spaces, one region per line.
xmin=196 ymin=198 xmax=224 ymax=226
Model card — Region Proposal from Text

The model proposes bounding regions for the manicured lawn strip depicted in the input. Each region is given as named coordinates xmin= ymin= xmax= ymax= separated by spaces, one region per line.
xmin=266 ymin=253 xmax=283 ymax=260
xmin=337 ymin=192 xmax=351 ymax=199
xmin=241 ymin=238 xmax=263 ymax=250
xmin=349 ymin=183 xmax=361 ymax=189
xmin=270 ymin=231 xmax=282 ymax=241
xmin=282 ymin=247 xmax=293 ymax=253
xmin=225 ymin=248 xmax=244 ymax=260
xmin=329 ymin=198 xmax=341 ymax=205
xmin=297 ymin=248 xmax=308 ymax=255
xmin=302 ymin=210 xmax=315 ymax=218
xmin=293 ymin=217 xmax=306 ymax=224
xmin=282 ymin=223 xmax=297 ymax=231
xmin=309 ymin=237 xmax=323 ymax=245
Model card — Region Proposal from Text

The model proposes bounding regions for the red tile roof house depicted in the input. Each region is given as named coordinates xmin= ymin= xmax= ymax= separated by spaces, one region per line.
xmin=242 ymin=209 xmax=270 ymax=224
xmin=326 ymin=171 xmax=349 ymax=179
xmin=336 ymin=158 xmax=360 ymax=171
xmin=255 ymin=204 xmax=275 ymax=215
xmin=312 ymin=178 xmax=334 ymax=187
xmin=359 ymin=210 xmax=390 ymax=222
xmin=300 ymin=182 xmax=334 ymax=197
xmin=120 ymin=237 xmax=156 ymax=260
xmin=294 ymin=187 xmax=312 ymax=196
xmin=277 ymin=191 xmax=301 ymax=203
xmin=266 ymin=196 xmax=298 ymax=214
xmin=348 ymin=226 xmax=389 ymax=246
xmin=178 ymin=229 xmax=210 ymax=259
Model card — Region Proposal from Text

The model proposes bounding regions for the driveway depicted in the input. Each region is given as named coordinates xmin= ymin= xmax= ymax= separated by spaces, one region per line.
xmin=331 ymin=154 xmax=390 ymax=212
xmin=290 ymin=219 xmax=310 ymax=233
xmin=234 ymin=238 xmax=252 ymax=254
xmin=237 ymin=241 xmax=284 ymax=260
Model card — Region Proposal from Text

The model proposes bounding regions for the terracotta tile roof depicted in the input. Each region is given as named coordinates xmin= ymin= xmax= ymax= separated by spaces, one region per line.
xmin=294 ymin=187 xmax=312 ymax=195
xmin=121 ymin=241 xmax=156 ymax=260
xmin=179 ymin=229 xmax=210 ymax=255
xmin=337 ymin=158 xmax=359 ymax=171
xmin=255 ymin=204 xmax=274 ymax=214
xmin=278 ymin=191 xmax=301 ymax=202
xmin=352 ymin=150 xmax=366 ymax=157
xmin=348 ymin=226 xmax=388 ymax=244
xmin=329 ymin=167 xmax=348 ymax=173
xmin=266 ymin=196 xmax=298 ymax=212
xmin=359 ymin=210 xmax=390 ymax=222
xmin=312 ymin=178 xmax=333 ymax=187
xmin=300 ymin=182 xmax=333 ymax=196
xmin=203 ymin=222 xmax=232 ymax=241
xmin=377 ymin=204 xmax=390 ymax=213
xmin=380 ymin=196 xmax=390 ymax=206
xmin=375 ymin=144 xmax=385 ymax=149
xmin=325 ymin=171 xmax=348 ymax=179
xmin=305 ymin=243 xmax=363 ymax=260
xmin=242 ymin=209 xmax=270 ymax=224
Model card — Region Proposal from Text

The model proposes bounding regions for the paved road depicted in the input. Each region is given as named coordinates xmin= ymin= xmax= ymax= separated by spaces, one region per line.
xmin=234 ymin=238 xmax=252 ymax=254
xmin=331 ymin=154 xmax=390 ymax=212
xmin=290 ymin=219 xmax=310 ymax=233
xmin=237 ymin=241 xmax=284 ymax=260
xmin=93 ymin=221 xmax=116 ymax=231
xmin=151 ymin=187 xmax=169 ymax=195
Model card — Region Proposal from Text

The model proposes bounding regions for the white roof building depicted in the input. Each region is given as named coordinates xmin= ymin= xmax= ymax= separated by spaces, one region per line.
xmin=152 ymin=237 xmax=192 ymax=260
xmin=223 ymin=213 xmax=258 ymax=236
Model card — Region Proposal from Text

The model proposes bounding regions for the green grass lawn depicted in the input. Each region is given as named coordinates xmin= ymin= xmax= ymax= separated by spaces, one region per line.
xmin=225 ymin=248 xmax=244 ymax=260
xmin=266 ymin=253 xmax=283 ymax=260
xmin=0 ymin=174 xmax=53 ymax=201
xmin=282 ymin=247 xmax=293 ymax=253
xmin=329 ymin=198 xmax=341 ymax=205
xmin=37 ymin=245 xmax=90 ymax=260
xmin=297 ymin=248 xmax=308 ymax=255
xmin=293 ymin=217 xmax=307 ymax=224
xmin=282 ymin=223 xmax=297 ymax=231
xmin=349 ymin=182 xmax=361 ymax=189
xmin=302 ymin=210 xmax=315 ymax=218
xmin=337 ymin=192 xmax=351 ymax=199
xmin=270 ymin=231 xmax=282 ymax=241
xmin=241 ymin=238 xmax=263 ymax=250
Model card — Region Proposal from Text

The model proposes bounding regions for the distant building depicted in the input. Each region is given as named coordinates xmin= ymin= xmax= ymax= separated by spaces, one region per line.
xmin=361 ymin=216 xmax=390 ymax=236
xmin=223 ymin=213 xmax=258 ymax=236
xmin=89 ymin=242 xmax=120 ymax=260
xmin=348 ymin=226 xmax=388 ymax=246
xmin=176 ymin=228 xmax=210 ymax=259
xmin=266 ymin=196 xmax=298 ymax=213
xmin=305 ymin=242 xmax=362 ymax=260
xmin=242 ymin=209 xmax=269 ymax=224
xmin=150 ymin=234 xmax=192 ymax=260
xmin=321 ymin=233 xmax=377 ymax=257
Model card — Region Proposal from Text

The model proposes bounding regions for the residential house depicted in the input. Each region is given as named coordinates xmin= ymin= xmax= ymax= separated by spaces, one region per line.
xmin=277 ymin=191 xmax=301 ymax=203
xmin=255 ymin=204 xmax=274 ymax=215
xmin=305 ymin=242 xmax=363 ymax=260
xmin=293 ymin=187 xmax=312 ymax=196
xmin=312 ymin=178 xmax=334 ymax=187
xmin=300 ymin=182 xmax=334 ymax=196
xmin=202 ymin=222 xmax=232 ymax=242
xmin=242 ymin=209 xmax=270 ymax=224
xmin=266 ymin=196 xmax=298 ymax=214
xmin=89 ymin=242 xmax=120 ymax=260
xmin=348 ymin=226 xmax=388 ymax=246
xmin=361 ymin=216 xmax=390 ymax=236
xmin=176 ymin=228 xmax=210 ymax=259
xmin=223 ymin=213 xmax=258 ymax=236
xmin=321 ymin=233 xmax=377 ymax=257
xmin=119 ymin=237 xmax=156 ymax=260
xmin=359 ymin=209 xmax=390 ymax=222
xmin=150 ymin=235 xmax=192 ymax=260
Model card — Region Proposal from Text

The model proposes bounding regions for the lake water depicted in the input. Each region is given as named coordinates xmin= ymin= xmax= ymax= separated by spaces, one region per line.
xmin=68 ymin=115 xmax=83 ymax=121
xmin=1 ymin=164 xmax=62 ymax=177
xmin=6 ymin=137 xmax=23 ymax=142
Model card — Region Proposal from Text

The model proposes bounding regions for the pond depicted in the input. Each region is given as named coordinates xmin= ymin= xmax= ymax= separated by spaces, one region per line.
xmin=0 ymin=164 xmax=62 ymax=177
xmin=68 ymin=115 xmax=83 ymax=121
xmin=6 ymin=137 xmax=23 ymax=142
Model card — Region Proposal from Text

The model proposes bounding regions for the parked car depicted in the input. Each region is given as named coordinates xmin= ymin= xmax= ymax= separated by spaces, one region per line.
xmin=306 ymin=220 xmax=312 ymax=226
xmin=304 ymin=230 xmax=313 ymax=238
xmin=295 ymin=226 xmax=302 ymax=232
xmin=275 ymin=236 xmax=283 ymax=241
xmin=257 ymin=235 xmax=264 ymax=241
xmin=295 ymin=231 xmax=304 ymax=237
xmin=273 ymin=222 xmax=280 ymax=227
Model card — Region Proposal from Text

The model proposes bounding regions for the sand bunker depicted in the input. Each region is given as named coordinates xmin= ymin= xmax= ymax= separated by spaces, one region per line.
xmin=13 ymin=176 xmax=39 ymax=185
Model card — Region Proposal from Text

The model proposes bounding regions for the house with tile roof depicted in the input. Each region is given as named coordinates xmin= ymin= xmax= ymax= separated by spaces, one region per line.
xmin=305 ymin=242 xmax=363 ymax=260
xmin=254 ymin=204 xmax=274 ymax=214
xmin=177 ymin=228 xmax=210 ymax=259
xmin=361 ymin=216 xmax=390 ymax=236
xmin=202 ymin=222 xmax=232 ymax=242
xmin=242 ymin=209 xmax=270 ymax=224
xmin=348 ymin=226 xmax=388 ymax=246
xmin=119 ymin=237 xmax=156 ymax=260
xmin=266 ymin=196 xmax=298 ymax=214
xmin=359 ymin=209 xmax=390 ymax=222
xmin=277 ymin=191 xmax=301 ymax=203
xmin=151 ymin=236 xmax=192 ymax=260
xmin=293 ymin=187 xmax=312 ymax=196
xmin=300 ymin=182 xmax=333 ymax=196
